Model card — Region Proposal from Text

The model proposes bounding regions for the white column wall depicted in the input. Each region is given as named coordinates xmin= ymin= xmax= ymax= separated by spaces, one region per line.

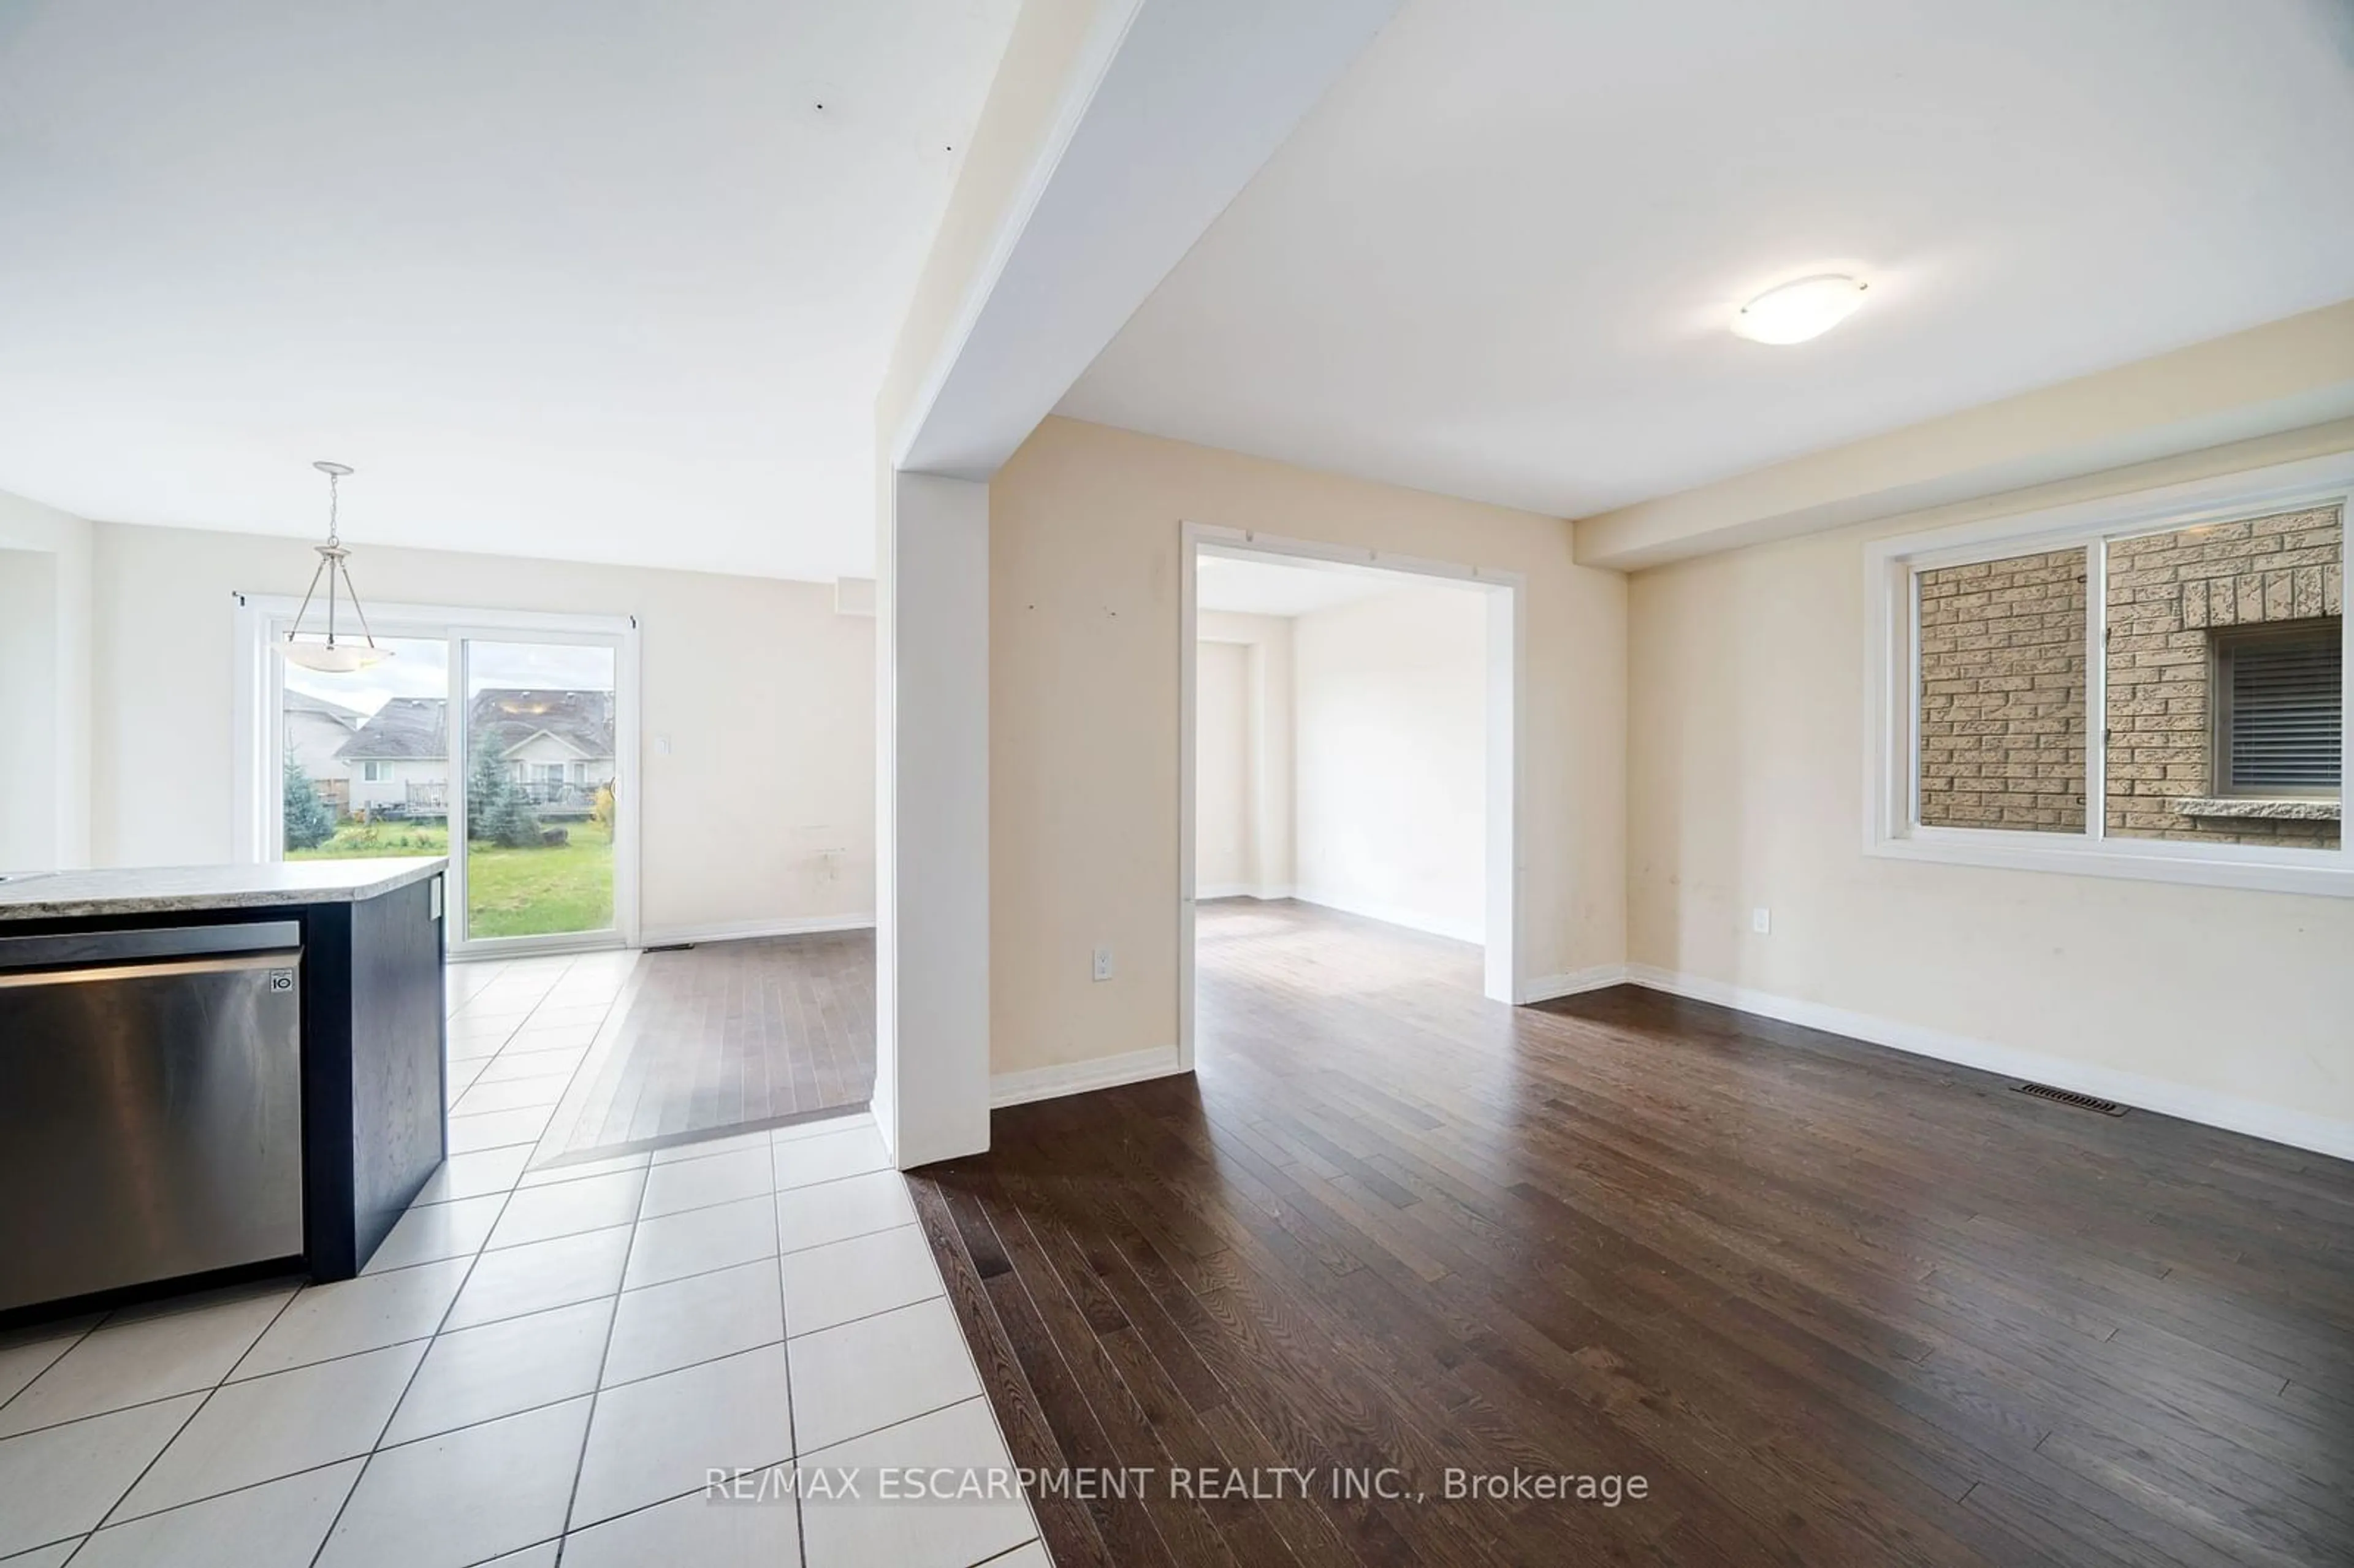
xmin=875 ymin=470 xmax=992 ymax=1167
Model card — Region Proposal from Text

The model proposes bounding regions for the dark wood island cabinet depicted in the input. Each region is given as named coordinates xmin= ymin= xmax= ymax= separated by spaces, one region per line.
xmin=0 ymin=859 xmax=448 ymax=1320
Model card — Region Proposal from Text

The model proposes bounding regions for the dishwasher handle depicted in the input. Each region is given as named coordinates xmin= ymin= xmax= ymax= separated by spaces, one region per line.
xmin=0 ymin=921 xmax=303 ymax=975
xmin=0 ymin=949 xmax=302 ymax=992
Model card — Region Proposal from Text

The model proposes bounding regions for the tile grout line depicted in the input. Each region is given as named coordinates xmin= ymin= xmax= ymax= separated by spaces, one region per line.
xmin=779 ymin=1208 xmax=805 ymax=1558
xmin=0 ymin=1313 xmax=108 ymax=1429
xmin=551 ymin=1155 xmax=649 ymax=1558
xmin=74 ymin=1279 xmax=311 ymax=1550
xmin=91 ymin=1317 xmax=809 ymax=1541
xmin=297 ymin=1170 xmax=528 ymax=1568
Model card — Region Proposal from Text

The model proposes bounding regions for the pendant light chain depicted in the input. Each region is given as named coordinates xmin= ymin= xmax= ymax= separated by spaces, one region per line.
xmin=278 ymin=460 xmax=390 ymax=670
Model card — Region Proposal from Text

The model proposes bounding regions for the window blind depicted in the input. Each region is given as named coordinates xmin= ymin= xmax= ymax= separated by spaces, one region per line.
xmin=2228 ymin=628 xmax=2342 ymax=793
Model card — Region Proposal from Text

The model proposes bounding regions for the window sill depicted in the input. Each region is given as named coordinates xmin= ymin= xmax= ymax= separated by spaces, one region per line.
xmin=1869 ymin=829 xmax=2354 ymax=898
xmin=2174 ymin=796 xmax=2341 ymax=823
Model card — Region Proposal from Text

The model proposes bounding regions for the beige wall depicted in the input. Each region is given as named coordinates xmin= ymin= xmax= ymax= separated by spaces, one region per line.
xmin=1292 ymin=583 xmax=1488 ymax=941
xmin=87 ymin=522 xmax=876 ymax=936
xmin=991 ymin=416 xmax=1624 ymax=1074
xmin=1626 ymin=420 xmax=2354 ymax=1138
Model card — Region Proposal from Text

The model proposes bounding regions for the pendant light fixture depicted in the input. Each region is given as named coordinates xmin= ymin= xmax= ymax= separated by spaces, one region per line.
xmin=278 ymin=460 xmax=392 ymax=672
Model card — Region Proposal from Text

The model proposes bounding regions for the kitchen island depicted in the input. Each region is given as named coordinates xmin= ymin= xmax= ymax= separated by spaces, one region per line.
xmin=0 ymin=859 xmax=448 ymax=1319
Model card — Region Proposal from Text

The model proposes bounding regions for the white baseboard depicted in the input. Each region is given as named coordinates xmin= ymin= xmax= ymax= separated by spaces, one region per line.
xmin=637 ymin=913 xmax=875 ymax=948
xmin=1621 ymin=964 xmax=2354 ymax=1164
xmin=1290 ymin=888 xmax=1482 ymax=945
xmin=1195 ymin=883 xmax=1295 ymax=902
xmin=991 ymin=1045 xmax=1188 ymax=1109
xmin=1516 ymin=964 xmax=1630 ymax=1004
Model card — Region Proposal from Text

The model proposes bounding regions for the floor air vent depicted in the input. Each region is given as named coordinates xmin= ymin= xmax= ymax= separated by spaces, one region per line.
xmin=2013 ymin=1081 xmax=2127 ymax=1116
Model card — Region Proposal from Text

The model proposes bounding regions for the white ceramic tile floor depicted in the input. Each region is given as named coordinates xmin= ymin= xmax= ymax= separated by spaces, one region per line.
xmin=0 ymin=951 xmax=1039 ymax=1567
xmin=75 ymin=1458 xmax=364 ymax=1568
xmin=638 ymin=1146 xmax=774 ymax=1219
xmin=601 ymin=1258 xmax=782 ymax=1387
xmin=440 ymin=1228 xmax=631 ymax=1332
xmin=779 ymin=1225 xmax=947 ymax=1339
xmin=769 ymin=1125 xmax=894 ymax=1191
xmin=774 ymin=1168 xmax=920 ymax=1253
xmin=786 ymin=1298 xmax=983 ymax=1455
xmin=0 ymin=1287 xmax=292 ymax=1439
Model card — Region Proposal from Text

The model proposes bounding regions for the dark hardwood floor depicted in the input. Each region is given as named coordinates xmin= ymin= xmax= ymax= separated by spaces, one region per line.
xmin=910 ymin=898 xmax=2354 ymax=1567
xmin=533 ymin=929 xmax=873 ymax=1162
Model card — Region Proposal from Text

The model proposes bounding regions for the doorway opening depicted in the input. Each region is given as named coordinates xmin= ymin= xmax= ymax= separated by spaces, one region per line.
xmin=1179 ymin=527 xmax=1523 ymax=1071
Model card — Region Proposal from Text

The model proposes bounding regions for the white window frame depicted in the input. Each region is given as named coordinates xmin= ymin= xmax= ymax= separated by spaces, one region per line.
xmin=230 ymin=596 xmax=643 ymax=953
xmin=1864 ymin=449 xmax=2353 ymax=898
xmin=360 ymin=759 xmax=392 ymax=783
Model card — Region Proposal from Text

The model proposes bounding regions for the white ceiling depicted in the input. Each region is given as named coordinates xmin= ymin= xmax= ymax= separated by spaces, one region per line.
xmin=1197 ymin=552 xmax=1439 ymax=617
xmin=1061 ymin=0 xmax=2354 ymax=522
xmin=0 ymin=0 xmax=1017 ymax=579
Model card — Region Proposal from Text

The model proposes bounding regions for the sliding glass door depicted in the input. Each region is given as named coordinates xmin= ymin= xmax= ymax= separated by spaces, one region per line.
xmin=457 ymin=639 xmax=619 ymax=944
xmin=245 ymin=599 xmax=636 ymax=956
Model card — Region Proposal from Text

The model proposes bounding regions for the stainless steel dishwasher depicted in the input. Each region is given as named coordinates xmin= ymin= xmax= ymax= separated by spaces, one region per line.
xmin=0 ymin=923 xmax=305 ymax=1313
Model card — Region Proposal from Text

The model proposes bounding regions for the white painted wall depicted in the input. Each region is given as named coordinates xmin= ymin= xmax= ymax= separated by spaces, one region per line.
xmin=875 ymin=471 xmax=991 ymax=1166
xmin=81 ymin=520 xmax=875 ymax=939
xmin=1197 ymin=610 xmax=1295 ymax=899
xmin=0 ymin=488 xmax=93 ymax=870
xmin=0 ymin=550 xmax=58 ymax=872
xmin=1292 ymin=582 xmax=1488 ymax=943
xmin=1193 ymin=638 xmax=1254 ymax=894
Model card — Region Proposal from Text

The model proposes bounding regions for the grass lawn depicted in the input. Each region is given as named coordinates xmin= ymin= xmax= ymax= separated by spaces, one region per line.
xmin=288 ymin=820 xmax=613 ymax=938
xmin=465 ymin=832 xmax=614 ymax=938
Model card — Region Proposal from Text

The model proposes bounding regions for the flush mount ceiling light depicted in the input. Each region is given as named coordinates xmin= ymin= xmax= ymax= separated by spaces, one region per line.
xmin=278 ymin=460 xmax=392 ymax=672
xmin=1732 ymin=274 xmax=1869 ymax=345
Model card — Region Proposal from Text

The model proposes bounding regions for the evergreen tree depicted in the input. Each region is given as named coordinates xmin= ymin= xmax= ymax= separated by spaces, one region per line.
xmin=467 ymin=748 xmax=542 ymax=847
xmin=283 ymin=755 xmax=337 ymax=851
xmin=466 ymin=747 xmax=508 ymax=842
xmin=486 ymin=778 xmax=544 ymax=848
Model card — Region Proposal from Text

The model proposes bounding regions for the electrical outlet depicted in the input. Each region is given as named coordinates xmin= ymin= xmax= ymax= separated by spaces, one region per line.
xmin=1092 ymin=945 xmax=1114 ymax=982
xmin=654 ymin=735 xmax=673 ymax=756
xmin=1751 ymin=907 xmax=1772 ymax=935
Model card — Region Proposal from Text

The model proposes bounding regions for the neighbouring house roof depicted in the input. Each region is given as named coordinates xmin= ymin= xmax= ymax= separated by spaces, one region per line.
xmin=284 ymin=690 xmax=365 ymax=728
xmin=335 ymin=689 xmax=614 ymax=763
xmin=337 ymin=696 xmax=448 ymax=761
xmin=471 ymin=690 xmax=615 ymax=763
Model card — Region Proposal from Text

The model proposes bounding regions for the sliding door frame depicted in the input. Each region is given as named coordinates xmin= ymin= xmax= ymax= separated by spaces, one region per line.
xmin=232 ymin=595 xmax=642 ymax=956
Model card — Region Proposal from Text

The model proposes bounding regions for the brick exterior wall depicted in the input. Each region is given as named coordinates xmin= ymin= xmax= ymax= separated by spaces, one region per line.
xmin=1916 ymin=548 xmax=2087 ymax=832
xmin=2104 ymin=504 xmax=2342 ymax=848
